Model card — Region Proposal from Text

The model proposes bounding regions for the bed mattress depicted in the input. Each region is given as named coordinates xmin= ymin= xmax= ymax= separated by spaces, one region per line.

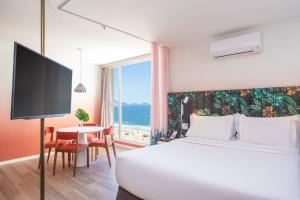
xmin=115 ymin=137 xmax=300 ymax=200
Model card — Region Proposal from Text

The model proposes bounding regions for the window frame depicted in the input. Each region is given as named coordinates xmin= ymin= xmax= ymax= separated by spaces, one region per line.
xmin=103 ymin=54 xmax=151 ymax=145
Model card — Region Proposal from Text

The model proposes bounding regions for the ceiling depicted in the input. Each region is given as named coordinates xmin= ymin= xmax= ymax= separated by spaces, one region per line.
xmin=0 ymin=0 xmax=151 ymax=65
xmin=64 ymin=0 xmax=300 ymax=46
xmin=1 ymin=0 xmax=300 ymax=65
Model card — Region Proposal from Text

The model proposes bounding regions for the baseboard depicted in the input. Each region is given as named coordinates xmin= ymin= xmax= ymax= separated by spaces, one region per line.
xmin=0 ymin=152 xmax=54 ymax=166
xmin=115 ymin=143 xmax=137 ymax=150
xmin=114 ymin=140 xmax=146 ymax=148
xmin=0 ymin=143 xmax=142 ymax=166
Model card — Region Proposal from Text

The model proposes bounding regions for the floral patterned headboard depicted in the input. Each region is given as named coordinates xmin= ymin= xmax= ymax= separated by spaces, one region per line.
xmin=168 ymin=86 xmax=300 ymax=136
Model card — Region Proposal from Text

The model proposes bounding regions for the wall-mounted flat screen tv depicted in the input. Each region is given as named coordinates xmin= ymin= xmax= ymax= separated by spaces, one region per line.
xmin=11 ymin=42 xmax=73 ymax=119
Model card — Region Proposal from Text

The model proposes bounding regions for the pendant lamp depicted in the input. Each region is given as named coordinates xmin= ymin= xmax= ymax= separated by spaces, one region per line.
xmin=74 ymin=48 xmax=87 ymax=93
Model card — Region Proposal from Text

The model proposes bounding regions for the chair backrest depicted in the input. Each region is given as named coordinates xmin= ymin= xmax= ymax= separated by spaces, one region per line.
xmin=45 ymin=127 xmax=54 ymax=135
xmin=56 ymin=131 xmax=79 ymax=141
xmin=45 ymin=127 xmax=55 ymax=141
xmin=103 ymin=126 xmax=114 ymax=136
xmin=83 ymin=123 xmax=97 ymax=126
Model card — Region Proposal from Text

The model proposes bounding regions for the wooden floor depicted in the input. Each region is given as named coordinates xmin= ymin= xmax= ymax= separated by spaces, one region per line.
xmin=0 ymin=147 xmax=129 ymax=200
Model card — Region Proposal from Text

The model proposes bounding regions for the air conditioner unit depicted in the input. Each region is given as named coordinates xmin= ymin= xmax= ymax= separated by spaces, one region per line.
xmin=209 ymin=32 xmax=262 ymax=58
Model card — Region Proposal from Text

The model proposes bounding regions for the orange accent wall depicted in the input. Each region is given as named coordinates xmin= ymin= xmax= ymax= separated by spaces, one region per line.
xmin=0 ymin=83 xmax=101 ymax=162
xmin=0 ymin=4 xmax=102 ymax=162
xmin=0 ymin=44 xmax=101 ymax=162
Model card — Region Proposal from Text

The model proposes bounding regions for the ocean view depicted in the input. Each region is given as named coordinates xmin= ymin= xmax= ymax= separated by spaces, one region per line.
xmin=113 ymin=61 xmax=151 ymax=144
xmin=114 ymin=104 xmax=151 ymax=127
xmin=113 ymin=103 xmax=151 ymax=144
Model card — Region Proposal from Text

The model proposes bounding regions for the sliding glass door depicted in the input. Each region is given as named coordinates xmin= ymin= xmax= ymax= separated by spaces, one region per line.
xmin=113 ymin=60 xmax=151 ymax=145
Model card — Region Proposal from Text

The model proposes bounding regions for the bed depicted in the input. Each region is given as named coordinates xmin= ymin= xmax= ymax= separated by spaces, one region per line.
xmin=116 ymin=113 xmax=300 ymax=200
xmin=116 ymin=137 xmax=300 ymax=200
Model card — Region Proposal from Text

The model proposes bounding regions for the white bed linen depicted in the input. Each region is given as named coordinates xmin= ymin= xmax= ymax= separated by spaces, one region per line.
xmin=238 ymin=115 xmax=297 ymax=147
xmin=187 ymin=115 xmax=236 ymax=140
xmin=116 ymin=137 xmax=300 ymax=200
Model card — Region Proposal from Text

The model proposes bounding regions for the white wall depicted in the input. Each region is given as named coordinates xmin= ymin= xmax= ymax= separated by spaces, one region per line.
xmin=169 ymin=18 xmax=300 ymax=92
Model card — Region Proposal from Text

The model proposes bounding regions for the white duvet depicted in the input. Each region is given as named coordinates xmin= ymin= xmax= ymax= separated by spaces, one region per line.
xmin=116 ymin=137 xmax=300 ymax=200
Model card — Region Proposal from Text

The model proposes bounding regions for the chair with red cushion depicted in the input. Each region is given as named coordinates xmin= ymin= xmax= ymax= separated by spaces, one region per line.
xmin=83 ymin=123 xmax=99 ymax=141
xmin=53 ymin=131 xmax=89 ymax=177
xmin=88 ymin=126 xmax=116 ymax=167
xmin=38 ymin=127 xmax=66 ymax=169
xmin=83 ymin=123 xmax=99 ymax=160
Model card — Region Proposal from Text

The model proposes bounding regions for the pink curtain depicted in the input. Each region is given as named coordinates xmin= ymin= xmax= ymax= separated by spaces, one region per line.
xmin=151 ymin=43 xmax=170 ymax=143
xmin=100 ymin=68 xmax=114 ymax=128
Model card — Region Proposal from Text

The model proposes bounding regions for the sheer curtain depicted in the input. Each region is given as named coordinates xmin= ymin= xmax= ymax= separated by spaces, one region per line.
xmin=151 ymin=43 xmax=170 ymax=144
xmin=100 ymin=67 xmax=114 ymax=128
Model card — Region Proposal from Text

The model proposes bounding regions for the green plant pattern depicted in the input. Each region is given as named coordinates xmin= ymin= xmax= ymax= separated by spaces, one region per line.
xmin=168 ymin=86 xmax=300 ymax=136
xmin=75 ymin=108 xmax=90 ymax=122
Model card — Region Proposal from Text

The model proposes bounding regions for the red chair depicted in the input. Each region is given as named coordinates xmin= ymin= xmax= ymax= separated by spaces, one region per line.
xmin=38 ymin=127 xmax=66 ymax=169
xmin=83 ymin=123 xmax=99 ymax=160
xmin=88 ymin=126 xmax=116 ymax=167
xmin=83 ymin=123 xmax=99 ymax=140
xmin=53 ymin=131 xmax=89 ymax=177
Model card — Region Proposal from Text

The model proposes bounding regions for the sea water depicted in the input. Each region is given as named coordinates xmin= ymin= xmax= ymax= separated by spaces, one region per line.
xmin=114 ymin=104 xmax=150 ymax=127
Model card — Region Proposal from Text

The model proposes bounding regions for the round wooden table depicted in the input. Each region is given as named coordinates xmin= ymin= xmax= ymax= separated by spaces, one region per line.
xmin=57 ymin=126 xmax=104 ymax=167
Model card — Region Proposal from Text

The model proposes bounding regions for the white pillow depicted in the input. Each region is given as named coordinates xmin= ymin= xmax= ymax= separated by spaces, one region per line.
xmin=187 ymin=115 xmax=236 ymax=141
xmin=238 ymin=115 xmax=297 ymax=147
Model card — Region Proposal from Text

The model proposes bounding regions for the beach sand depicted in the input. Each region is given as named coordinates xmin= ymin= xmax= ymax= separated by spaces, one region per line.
xmin=114 ymin=125 xmax=150 ymax=144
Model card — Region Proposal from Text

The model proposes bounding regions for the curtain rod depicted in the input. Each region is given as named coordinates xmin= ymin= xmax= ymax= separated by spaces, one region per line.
xmin=58 ymin=0 xmax=152 ymax=44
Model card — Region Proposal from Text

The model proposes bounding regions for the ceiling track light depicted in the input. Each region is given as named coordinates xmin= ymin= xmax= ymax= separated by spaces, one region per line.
xmin=58 ymin=0 xmax=151 ymax=43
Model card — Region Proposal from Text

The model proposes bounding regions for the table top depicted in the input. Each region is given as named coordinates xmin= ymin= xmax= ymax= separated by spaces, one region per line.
xmin=57 ymin=126 xmax=103 ymax=134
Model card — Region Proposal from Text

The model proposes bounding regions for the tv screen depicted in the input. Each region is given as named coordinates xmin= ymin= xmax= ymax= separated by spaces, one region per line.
xmin=11 ymin=42 xmax=73 ymax=119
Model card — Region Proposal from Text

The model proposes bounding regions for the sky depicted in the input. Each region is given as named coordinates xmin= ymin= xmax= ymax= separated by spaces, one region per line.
xmin=114 ymin=61 xmax=151 ymax=104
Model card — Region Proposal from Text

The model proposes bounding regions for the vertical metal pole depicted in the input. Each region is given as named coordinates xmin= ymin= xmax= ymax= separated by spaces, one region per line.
xmin=40 ymin=0 xmax=45 ymax=200
xmin=41 ymin=0 xmax=45 ymax=55
xmin=40 ymin=118 xmax=45 ymax=200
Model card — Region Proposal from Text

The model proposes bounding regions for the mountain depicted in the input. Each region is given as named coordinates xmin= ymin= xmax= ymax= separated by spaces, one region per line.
xmin=114 ymin=100 xmax=150 ymax=106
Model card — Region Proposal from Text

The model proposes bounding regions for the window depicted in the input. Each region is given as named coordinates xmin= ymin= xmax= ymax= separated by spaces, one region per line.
xmin=113 ymin=59 xmax=151 ymax=145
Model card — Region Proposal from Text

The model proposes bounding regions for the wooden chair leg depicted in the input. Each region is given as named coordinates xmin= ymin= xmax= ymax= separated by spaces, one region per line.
xmin=47 ymin=147 xmax=52 ymax=163
xmin=105 ymin=146 xmax=111 ymax=168
xmin=68 ymin=153 xmax=71 ymax=167
xmin=112 ymin=143 xmax=116 ymax=158
xmin=94 ymin=147 xmax=97 ymax=160
xmin=62 ymin=152 xmax=65 ymax=169
xmin=53 ymin=151 xmax=58 ymax=176
xmin=73 ymin=153 xmax=77 ymax=177
xmin=38 ymin=156 xmax=41 ymax=169
xmin=91 ymin=147 xmax=94 ymax=161
xmin=87 ymin=148 xmax=90 ymax=168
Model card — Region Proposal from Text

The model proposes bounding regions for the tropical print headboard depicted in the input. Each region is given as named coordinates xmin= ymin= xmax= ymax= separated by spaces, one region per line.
xmin=168 ymin=86 xmax=300 ymax=136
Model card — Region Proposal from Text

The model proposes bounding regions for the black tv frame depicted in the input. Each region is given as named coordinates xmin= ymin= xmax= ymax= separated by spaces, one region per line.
xmin=11 ymin=42 xmax=73 ymax=120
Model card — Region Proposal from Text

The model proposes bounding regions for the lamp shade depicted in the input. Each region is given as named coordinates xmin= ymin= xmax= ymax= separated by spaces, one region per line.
xmin=74 ymin=48 xmax=87 ymax=93
xmin=74 ymin=83 xmax=87 ymax=93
